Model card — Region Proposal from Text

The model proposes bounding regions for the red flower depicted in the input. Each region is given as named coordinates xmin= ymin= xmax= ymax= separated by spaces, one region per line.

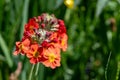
xmin=58 ymin=20 xmax=66 ymax=34
xmin=24 ymin=19 xmax=39 ymax=36
xmin=13 ymin=39 xmax=30 ymax=55
xmin=41 ymin=41 xmax=52 ymax=48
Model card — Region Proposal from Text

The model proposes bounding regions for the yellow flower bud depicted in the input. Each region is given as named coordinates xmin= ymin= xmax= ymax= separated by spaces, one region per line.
xmin=64 ymin=0 xmax=74 ymax=9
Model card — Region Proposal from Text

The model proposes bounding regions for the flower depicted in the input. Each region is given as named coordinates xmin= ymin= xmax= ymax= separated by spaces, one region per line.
xmin=26 ymin=44 xmax=44 ymax=64
xmin=64 ymin=0 xmax=74 ymax=9
xmin=42 ymin=47 xmax=60 ymax=69
xmin=58 ymin=20 xmax=66 ymax=34
xmin=13 ymin=38 xmax=30 ymax=55
xmin=24 ymin=18 xmax=39 ymax=37
xmin=59 ymin=33 xmax=68 ymax=51
xmin=13 ymin=13 xmax=68 ymax=69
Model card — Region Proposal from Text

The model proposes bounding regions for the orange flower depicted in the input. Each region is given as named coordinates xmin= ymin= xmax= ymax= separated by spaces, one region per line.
xmin=59 ymin=33 xmax=68 ymax=51
xmin=49 ymin=32 xmax=68 ymax=51
xmin=13 ymin=13 xmax=68 ymax=69
xmin=13 ymin=39 xmax=30 ymax=55
xmin=26 ymin=44 xmax=43 ymax=64
xmin=49 ymin=32 xmax=58 ymax=40
xmin=42 ymin=47 xmax=61 ymax=69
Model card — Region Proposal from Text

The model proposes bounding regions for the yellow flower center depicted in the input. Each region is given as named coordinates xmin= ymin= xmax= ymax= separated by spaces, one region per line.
xmin=30 ymin=26 xmax=33 ymax=30
xmin=61 ymin=40 xmax=65 ymax=46
xmin=19 ymin=44 xmax=23 ymax=50
xmin=48 ymin=53 xmax=56 ymax=62
xmin=33 ymin=51 xmax=39 ymax=57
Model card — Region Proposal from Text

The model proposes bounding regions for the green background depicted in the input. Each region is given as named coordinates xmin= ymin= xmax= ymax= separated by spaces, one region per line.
xmin=0 ymin=0 xmax=120 ymax=80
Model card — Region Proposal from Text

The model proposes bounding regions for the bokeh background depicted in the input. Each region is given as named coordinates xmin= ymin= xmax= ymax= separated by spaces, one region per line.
xmin=0 ymin=0 xmax=120 ymax=80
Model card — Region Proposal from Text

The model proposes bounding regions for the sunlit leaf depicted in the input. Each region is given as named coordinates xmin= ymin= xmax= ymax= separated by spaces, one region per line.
xmin=95 ymin=0 xmax=110 ymax=18
xmin=55 ymin=0 xmax=63 ymax=9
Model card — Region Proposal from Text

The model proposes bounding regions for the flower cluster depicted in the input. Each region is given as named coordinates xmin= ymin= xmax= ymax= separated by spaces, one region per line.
xmin=13 ymin=13 xmax=68 ymax=69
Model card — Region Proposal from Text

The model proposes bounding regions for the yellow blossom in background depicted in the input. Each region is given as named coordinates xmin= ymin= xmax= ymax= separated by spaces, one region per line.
xmin=64 ymin=0 xmax=74 ymax=9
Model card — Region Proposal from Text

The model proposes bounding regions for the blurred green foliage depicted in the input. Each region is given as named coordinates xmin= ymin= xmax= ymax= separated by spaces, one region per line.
xmin=0 ymin=0 xmax=120 ymax=80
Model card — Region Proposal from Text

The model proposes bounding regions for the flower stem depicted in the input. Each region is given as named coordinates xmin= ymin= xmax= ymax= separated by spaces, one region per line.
xmin=29 ymin=64 xmax=35 ymax=80
xmin=35 ymin=63 xmax=40 ymax=76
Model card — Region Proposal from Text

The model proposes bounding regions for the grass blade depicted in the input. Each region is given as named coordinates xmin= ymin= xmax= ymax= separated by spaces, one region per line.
xmin=105 ymin=52 xmax=112 ymax=80
xmin=20 ymin=0 xmax=30 ymax=39
xmin=0 ymin=33 xmax=13 ymax=67
xmin=116 ymin=62 xmax=120 ymax=80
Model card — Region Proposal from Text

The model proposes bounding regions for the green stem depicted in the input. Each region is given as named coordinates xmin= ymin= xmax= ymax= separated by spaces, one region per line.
xmin=35 ymin=63 xmax=40 ymax=76
xmin=38 ymin=64 xmax=44 ymax=80
xmin=29 ymin=64 xmax=35 ymax=80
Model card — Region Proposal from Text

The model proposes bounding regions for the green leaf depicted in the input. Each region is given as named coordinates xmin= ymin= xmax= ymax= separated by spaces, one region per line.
xmin=0 ymin=55 xmax=5 ymax=61
xmin=64 ymin=9 xmax=72 ymax=23
xmin=38 ymin=64 xmax=44 ymax=80
xmin=20 ymin=0 xmax=30 ymax=39
xmin=117 ymin=0 xmax=120 ymax=4
xmin=75 ymin=0 xmax=81 ymax=6
xmin=39 ymin=0 xmax=47 ymax=11
xmin=47 ymin=0 xmax=63 ymax=10
xmin=0 ymin=33 xmax=13 ymax=67
xmin=47 ymin=0 xmax=56 ymax=10
xmin=95 ymin=0 xmax=110 ymax=18
xmin=55 ymin=0 xmax=63 ymax=9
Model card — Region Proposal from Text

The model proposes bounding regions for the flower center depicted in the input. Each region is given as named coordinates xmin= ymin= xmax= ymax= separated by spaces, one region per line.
xmin=61 ymin=40 xmax=65 ymax=46
xmin=30 ymin=26 xmax=33 ymax=30
xmin=33 ymin=51 xmax=39 ymax=57
xmin=30 ymin=14 xmax=59 ymax=44
xmin=49 ymin=53 xmax=56 ymax=62
xmin=19 ymin=44 xmax=23 ymax=50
